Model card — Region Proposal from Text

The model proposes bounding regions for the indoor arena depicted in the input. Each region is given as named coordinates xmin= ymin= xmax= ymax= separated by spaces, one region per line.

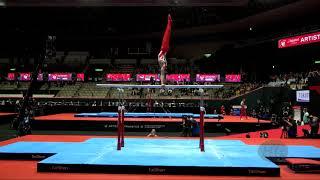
xmin=0 ymin=0 xmax=320 ymax=179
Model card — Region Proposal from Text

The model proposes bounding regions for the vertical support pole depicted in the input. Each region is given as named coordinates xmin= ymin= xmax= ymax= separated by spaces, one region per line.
xmin=116 ymin=88 xmax=124 ymax=150
xmin=199 ymin=106 xmax=205 ymax=152
xmin=117 ymin=105 xmax=122 ymax=150
xmin=121 ymin=105 xmax=125 ymax=147
xmin=199 ymin=88 xmax=205 ymax=152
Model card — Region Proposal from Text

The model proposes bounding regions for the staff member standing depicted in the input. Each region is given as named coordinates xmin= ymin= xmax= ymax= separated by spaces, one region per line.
xmin=310 ymin=115 xmax=319 ymax=137
xmin=220 ymin=105 xmax=226 ymax=115
xmin=240 ymin=98 xmax=247 ymax=120
xmin=302 ymin=108 xmax=310 ymax=125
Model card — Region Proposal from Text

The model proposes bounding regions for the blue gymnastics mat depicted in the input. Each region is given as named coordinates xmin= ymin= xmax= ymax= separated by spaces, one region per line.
xmin=1 ymin=138 xmax=320 ymax=176
xmin=75 ymin=112 xmax=222 ymax=119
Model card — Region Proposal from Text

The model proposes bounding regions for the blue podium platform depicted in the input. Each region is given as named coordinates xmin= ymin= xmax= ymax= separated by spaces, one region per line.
xmin=75 ymin=112 xmax=223 ymax=119
xmin=1 ymin=138 xmax=320 ymax=176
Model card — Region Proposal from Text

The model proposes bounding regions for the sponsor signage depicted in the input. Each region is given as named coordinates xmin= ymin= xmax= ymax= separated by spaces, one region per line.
xmin=166 ymin=74 xmax=190 ymax=82
xmin=106 ymin=73 xmax=131 ymax=82
xmin=196 ymin=74 xmax=220 ymax=82
xmin=136 ymin=74 xmax=160 ymax=82
xmin=278 ymin=31 xmax=320 ymax=48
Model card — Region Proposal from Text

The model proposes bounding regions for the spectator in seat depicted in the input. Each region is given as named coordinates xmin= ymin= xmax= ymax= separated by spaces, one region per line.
xmin=147 ymin=129 xmax=158 ymax=137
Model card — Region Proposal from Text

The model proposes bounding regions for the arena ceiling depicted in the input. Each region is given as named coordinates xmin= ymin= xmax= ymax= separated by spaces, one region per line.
xmin=1 ymin=0 xmax=297 ymax=7
xmin=0 ymin=0 xmax=319 ymax=59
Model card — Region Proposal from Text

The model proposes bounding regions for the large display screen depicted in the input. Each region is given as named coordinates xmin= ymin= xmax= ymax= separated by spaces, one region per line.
xmin=48 ymin=73 xmax=72 ymax=81
xmin=296 ymin=90 xmax=310 ymax=103
xmin=225 ymin=74 xmax=241 ymax=82
xmin=166 ymin=74 xmax=190 ymax=82
xmin=136 ymin=74 xmax=160 ymax=82
xmin=196 ymin=74 xmax=220 ymax=82
xmin=19 ymin=72 xmax=43 ymax=81
xmin=106 ymin=73 xmax=131 ymax=82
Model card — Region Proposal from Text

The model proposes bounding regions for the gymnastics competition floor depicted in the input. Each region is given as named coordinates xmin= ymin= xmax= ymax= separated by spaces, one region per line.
xmin=0 ymin=135 xmax=320 ymax=179
xmin=32 ymin=113 xmax=271 ymax=132
xmin=1 ymin=136 xmax=320 ymax=177
xmin=34 ymin=113 xmax=270 ymax=123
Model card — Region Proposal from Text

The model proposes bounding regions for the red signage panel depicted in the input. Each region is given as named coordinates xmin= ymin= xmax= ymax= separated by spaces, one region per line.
xmin=166 ymin=74 xmax=190 ymax=82
xmin=225 ymin=74 xmax=241 ymax=82
xmin=196 ymin=74 xmax=220 ymax=82
xmin=278 ymin=31 xmax=320 ymax=48
xmin=136 ymin=74 xmax=160 ymax=82
xmin=48 ymin=73 xmax=72 ymax=81
xmin=106 ymin=73 xmax=131 ymax=82
xmin=76 ymin=73 xmax=85 ymax=81
xmin=7 ymin=73 xmax=15 ymax=81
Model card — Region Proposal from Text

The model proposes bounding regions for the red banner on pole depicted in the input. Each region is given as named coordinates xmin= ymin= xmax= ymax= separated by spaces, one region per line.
xmin=278 ymin=31 xmax=320 ymax=48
